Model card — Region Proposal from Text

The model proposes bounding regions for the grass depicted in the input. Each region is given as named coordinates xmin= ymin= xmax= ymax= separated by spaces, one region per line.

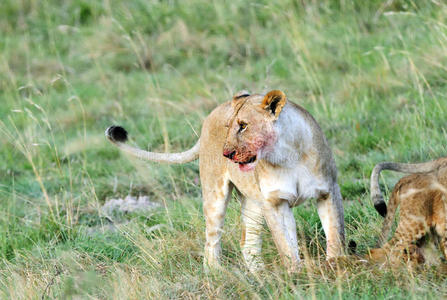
xmin=1 ymin=0 xmax=447 ymax=298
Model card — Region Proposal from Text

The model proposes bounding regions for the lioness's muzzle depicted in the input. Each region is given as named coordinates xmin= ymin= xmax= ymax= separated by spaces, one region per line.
xmin=223 ymin=150 xmax=236 ymax=159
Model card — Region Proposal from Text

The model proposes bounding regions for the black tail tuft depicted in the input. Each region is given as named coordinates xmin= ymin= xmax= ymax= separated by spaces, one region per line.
xmin=105 ymin=126 xmax=128 ymax=143
xmin=374 ymin=201 xmax=387 ymax=217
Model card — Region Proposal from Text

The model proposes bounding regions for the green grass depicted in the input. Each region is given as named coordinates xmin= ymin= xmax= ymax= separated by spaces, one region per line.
xmin=1 ymin=0 xmax=447 ymax=298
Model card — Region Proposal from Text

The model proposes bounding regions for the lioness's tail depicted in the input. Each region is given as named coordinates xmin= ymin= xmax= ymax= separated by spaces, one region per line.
xmin=105 ymin=126 xmax=200 ymax=163
xmin=370 ymin=159 xmax=441 ymax=217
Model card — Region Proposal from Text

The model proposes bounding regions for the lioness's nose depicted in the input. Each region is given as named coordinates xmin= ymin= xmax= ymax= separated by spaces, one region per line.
xmin=223 ymin=150 xmax=236 ymax=159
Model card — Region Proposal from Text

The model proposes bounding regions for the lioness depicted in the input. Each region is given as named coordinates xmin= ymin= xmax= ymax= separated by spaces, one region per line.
xmin=369 ymin=157 xmax=447 ymax=263
xmin=106 ymin=90 xmax=345 ymax=272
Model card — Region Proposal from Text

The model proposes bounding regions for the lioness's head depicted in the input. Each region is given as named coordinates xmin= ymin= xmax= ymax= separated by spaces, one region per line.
xmin=223 ymin=90 xmax=287 ymax=172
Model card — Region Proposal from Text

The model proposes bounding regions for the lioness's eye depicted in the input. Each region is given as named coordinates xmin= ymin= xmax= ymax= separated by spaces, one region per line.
xmin=238 ymin=121 xmax=247 ymax=132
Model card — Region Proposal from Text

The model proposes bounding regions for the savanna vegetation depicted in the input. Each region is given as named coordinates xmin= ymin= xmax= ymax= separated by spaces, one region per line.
xmin=1 ymin=0 xmax=447 ymax=298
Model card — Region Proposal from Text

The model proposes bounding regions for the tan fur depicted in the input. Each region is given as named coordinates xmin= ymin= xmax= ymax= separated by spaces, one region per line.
xmin=106 ymin=90 xmax=345 ymax=273
xmin=369 ymin=157 xmax=447 ymax=264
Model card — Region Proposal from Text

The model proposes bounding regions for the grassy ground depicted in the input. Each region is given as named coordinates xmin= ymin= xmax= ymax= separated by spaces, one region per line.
xmin=1 ymin=0 xmax=447 ymax=298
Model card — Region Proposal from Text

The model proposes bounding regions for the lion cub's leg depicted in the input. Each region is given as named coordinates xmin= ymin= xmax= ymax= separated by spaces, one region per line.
xmin=202 ymin=177 xmax=232 ymax=269
xmin=436 ymin=214 xmax=447 ymax=260
xmin=433 ymin=193 xmax=447 ymax=260
xmin=263 ymin=199 xmax=301 ymax=272
xmin=440 ymin=232 xmax=447 ymax=260
xmin=384 ymin=218 xmax=429 ymax=261
xmin=240 ymin=198 xmax=264 ymax=272
xmin=316 ymin=190 xmax=345 ymax=258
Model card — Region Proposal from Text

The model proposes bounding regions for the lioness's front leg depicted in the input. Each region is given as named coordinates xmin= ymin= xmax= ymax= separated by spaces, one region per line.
xmin=241 ymin=198 xmax=264 ymax=272
xmin=263 ymin=199 xmax=301 ymax=271
xmin=317 ymin=187 xmax=345 ymax=258
xmin=202 ymin=178 xmax=232 ymax=269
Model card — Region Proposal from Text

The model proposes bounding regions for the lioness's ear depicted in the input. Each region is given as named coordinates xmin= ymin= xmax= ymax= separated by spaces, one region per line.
xmin=232 ymin=90 xmax=250 ymax=106
xmin=261 ymin=90 xmax=287 ymax=118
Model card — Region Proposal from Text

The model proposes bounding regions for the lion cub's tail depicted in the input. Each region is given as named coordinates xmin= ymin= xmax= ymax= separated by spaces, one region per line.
xmin=370 ymin=159 xmax=441 ymax=217
xmin=376 ymin=188 xmax=400 ymax=247
xmin=105 ymin=126 xmax=200 ymax=164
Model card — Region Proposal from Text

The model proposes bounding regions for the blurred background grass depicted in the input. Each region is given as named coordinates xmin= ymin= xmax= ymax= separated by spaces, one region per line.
xmin=1 ymin=0 xmax=447 ymax=298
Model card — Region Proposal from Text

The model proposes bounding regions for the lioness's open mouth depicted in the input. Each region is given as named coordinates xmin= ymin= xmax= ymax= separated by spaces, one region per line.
xmin=237 ymin=155 xmax=257 ymax=172
xmin=238 ymin=155 xmax=257 ymax=165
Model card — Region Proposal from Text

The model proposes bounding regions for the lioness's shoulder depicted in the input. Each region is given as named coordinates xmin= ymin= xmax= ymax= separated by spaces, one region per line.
xmin=200 ymin=101 xmax=234 ymax=139
xmin=204 ymin=101 xmax=233 ymax=124
xmin=287 ymin=101 xmax=322 ymax=129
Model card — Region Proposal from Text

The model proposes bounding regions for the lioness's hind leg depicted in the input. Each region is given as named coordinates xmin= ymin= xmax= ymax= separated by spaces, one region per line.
xmin=202 ymin=177 xmax=232 ymax=269
xmin=241 ymin=198 xmax=264 ymax=272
